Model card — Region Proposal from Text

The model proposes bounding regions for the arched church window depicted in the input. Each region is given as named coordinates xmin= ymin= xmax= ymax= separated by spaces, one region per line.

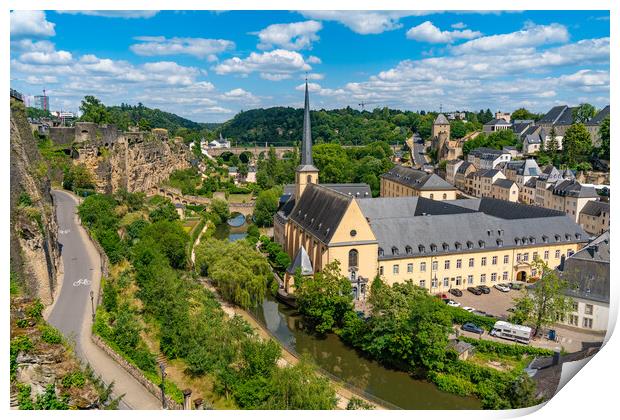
xmin=349 ymin=249 xmax=359 ymax=268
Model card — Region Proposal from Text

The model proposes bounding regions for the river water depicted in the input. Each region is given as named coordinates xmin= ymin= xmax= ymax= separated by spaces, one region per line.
xmin=251 ymin=294 xmax=481 ymax=410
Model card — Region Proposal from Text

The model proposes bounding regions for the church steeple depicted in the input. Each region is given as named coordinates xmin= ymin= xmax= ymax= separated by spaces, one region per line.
xmin=295 ymin=79 xmax=319 ymax=200
xmin=300 ymin=79 xmax=314 ymax=166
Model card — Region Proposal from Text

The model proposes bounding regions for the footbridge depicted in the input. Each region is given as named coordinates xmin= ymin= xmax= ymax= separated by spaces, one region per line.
xmin=147 ymin=186 xmax=255 ymax=216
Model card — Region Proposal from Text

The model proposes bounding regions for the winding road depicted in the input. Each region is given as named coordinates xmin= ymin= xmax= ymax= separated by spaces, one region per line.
xmin=47 ymin=190 xmax=161 ymax=410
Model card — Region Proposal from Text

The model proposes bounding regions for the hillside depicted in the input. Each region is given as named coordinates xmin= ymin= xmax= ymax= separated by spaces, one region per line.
xmin=106 ymin=103 xmax=203 ymax=132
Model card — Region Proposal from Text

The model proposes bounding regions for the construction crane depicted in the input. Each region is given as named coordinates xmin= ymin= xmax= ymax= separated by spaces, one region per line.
xmin=358 ymin=101 xmax=381 ymax=110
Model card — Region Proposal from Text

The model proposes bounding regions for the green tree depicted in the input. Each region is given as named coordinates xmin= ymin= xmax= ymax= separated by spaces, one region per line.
xmin=572 ymin=103 xmax=596 ymax=124
xmin=511 ymin=258 xmax=573 ymax=336
xmin=507 ymin=373 xmax=541 ymax=408
xmin=209 ymin=198 xmax=230 ymax=224
xmin=253 ymin=186 xmax=282 ymax=227
xmin=140 ymin=220 xmax=189 ymax=269
xmin=63 ymin=163 xmax=95 ymax=191
xmin=450 ymin=120 xmax=467 ymax=139
xmin=148 ymin=200 xmax=179 ymax=223
xmin=79 ymin=96 xmax=110 ymax=124
xmin=562 ymin=123 xmax=592 ymax=168
xmin=597 ymin=116 xmax=610 ymax=160
xmin=261 ymin=359 xmax=337 ymax=409
xmin=295 ymin=261 xmax=354 ymax=334
xmin=138 ymin=117 xmax=151 ymax=131
xmin=511 ymin=108 xmax=538 ymax=121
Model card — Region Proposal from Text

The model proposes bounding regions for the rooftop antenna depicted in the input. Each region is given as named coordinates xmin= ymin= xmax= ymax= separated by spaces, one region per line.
xmin=439 ymin=103 xmax=443 ymax=113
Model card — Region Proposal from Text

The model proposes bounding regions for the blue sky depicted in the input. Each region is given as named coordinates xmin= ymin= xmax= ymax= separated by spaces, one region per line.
xmin=10 ymin=10 xmax=610 ymax=122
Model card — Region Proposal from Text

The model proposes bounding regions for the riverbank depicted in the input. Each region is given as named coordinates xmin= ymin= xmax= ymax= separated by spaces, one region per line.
xmin=197 ymin=277 xmax=385 ymax=410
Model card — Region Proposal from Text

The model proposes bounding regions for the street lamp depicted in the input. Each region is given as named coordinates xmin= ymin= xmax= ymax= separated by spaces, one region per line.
xmin=159 ymin=362 xmax=168 ymax=409
xmin=89 ymin=290 xmax=95 ymax=322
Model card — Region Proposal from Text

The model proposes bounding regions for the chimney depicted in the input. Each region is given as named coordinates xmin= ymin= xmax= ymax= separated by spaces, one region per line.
xmin=193 ymin=398 xmax=204 ymax=410
xmin=183 ymin=389 xmax=192 ymax=410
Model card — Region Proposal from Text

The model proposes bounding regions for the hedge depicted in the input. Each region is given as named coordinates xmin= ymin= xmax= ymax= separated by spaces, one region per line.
xmin=459 ymin=337 xmax=554 ymax=357
xmin=445 ymin=306 xmax=496 ymax=330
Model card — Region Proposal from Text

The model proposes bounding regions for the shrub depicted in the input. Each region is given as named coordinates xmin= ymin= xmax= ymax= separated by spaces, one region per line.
xmin=428 ymin=371 xmax=476 ymax=396
xmin=61 ymin=371 xmax=86 ymax=388
xmin=26 ymin=300 xmax=44 ymax=320
xmin=459 ymin=337 xmax=554 ymax=357
xmin=40 ymin=325 xmax=63 ymax=344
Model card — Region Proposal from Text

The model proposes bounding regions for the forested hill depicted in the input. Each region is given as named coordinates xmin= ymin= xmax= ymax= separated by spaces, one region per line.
xmin=219 ymin=106 xmax=482 ymax=146
xmin=106 ymin=103 xmax=204 ymax=132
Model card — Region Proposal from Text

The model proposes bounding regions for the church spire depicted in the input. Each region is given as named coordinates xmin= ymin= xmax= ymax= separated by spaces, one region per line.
xmin=301 ymin=79 xmax=313 ymax=166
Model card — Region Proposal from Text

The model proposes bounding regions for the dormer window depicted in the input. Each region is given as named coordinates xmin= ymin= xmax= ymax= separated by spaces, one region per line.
xmin=575 ymin=233 xmax=582 ymax=240
xmin=392 ymin=246 xmax=399 ymax=255
xmin=455 ymin=242 xmax=462 ymax=250
xmin=496 ymin=239 xmax=503 ymax=247
xmin=529 ymin=236 xmax=536 ymax=244
xmin=542 ymin=235 xmax=548 ymax=243
xmin=515 ymin=238 xmax=521 ymax=245
xmin=555 ymin=234 xmax=561 ymax=242
xmin=442 ymin=243 xmax=449 ymax=251
xmin=565 ymin=233 xmax=571 ymax=240
xmin=418 ymin=245 xmax=425 ymax=253
xmin=405 ymin=245 xmax=412 ymax=255
xmin=430 ymin=244 xmax=437 ymax=252
xmin=479 ymin=240 xmax=485 ymax=248
xmin=466 ymin=241 xmax=474 ymax=249
xmin=378 ymin=247 xmax=384 ymax=257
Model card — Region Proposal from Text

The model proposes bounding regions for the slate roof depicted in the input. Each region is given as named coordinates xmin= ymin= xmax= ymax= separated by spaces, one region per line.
xmin=434 ymin=113 xmax=449 ymax=125
xmin=505 ymin=159 xmax=541 ymax=176
xmin=512 ymin=121 xmax=533 ymax=136
xmin=523 ymin=178 xmax=538 ymax=188
xmin=456 ymin=161 xmax=474 ymax=174
xmin=474 ymin=169 xmax=502 ymax=178
xmin=286 ymin=246 xmax=314 ymax=275
xmin=559 ymin=232 xmax=609 ymax=303
xmin=539 ymin=105 xmax=574 ymax=125
xmin=288 ymin=183 xmax=352 ymax=244
xmin=551 ymin=180 xmax=598 ymax=198
xmin=586 ymin=105 xmax=610 ymax=125
xmin=359 ymin=197 xmax=587 ymax=260
xmin=283 ymin=183 xmax=371 ymax=198
xmin=469 ymin=147 xmax=507 ymax=158
xmin=380 ymin=165 xmax=455 ymax=191
xmin=580 ymin=200 xmax=609 ymax=217
xmin=484 ymin=118 xmax=512 ymax=126
xmin=493 ymin=179 xmax=517 ymax=189
xmin=525 ymin=134 xmax=541 ymax=145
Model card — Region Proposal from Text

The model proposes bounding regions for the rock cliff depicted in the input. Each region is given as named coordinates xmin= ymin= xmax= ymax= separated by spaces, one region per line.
xmin=64 ymin=123 xmax=191 ymax=194
xmin=10 ymin=98 xmax=60 ymax=304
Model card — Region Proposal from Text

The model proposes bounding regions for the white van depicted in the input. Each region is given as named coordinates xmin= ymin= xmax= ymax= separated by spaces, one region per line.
xmin=490 ymin=321 xmax=533 ymax=344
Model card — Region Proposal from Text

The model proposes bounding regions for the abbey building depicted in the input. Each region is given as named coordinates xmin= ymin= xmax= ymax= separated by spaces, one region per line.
xmin=273 ymin=83 xmax=588 ymax=301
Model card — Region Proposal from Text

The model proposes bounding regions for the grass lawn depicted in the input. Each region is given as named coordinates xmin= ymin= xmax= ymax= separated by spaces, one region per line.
xmin=227 ymin=193 xmax=253 ymax=203
xmin=468 ymin=352 xmax=533 ymax=372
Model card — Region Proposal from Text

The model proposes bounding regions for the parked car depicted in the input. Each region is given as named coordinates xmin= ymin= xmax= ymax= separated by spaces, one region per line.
xmin=462 ymin=306 xmax=475 ymax=313
xmin=467 ymin=286 xmax=482 ymax=295
xmin=436 ymin=293 xmax=449 ymax=299
xmin=476 ymin=285 xmax=491 ymax=294
xmin=449 ymin=288 xmax=463 ymax=297
xmin=490 ymin=321 xmax=532 ymax=344
xmin=472 ymin=310 xmax=488 ymax=317
xmin=446 ymin=300 xmax=461 ymax=308
xmin=461 ymin=322 xmax=484 ymax=334
xmin=509 ymin=282 xmax=524 ymax=290
xmin=494 ymin=284 xmax=510 ymax=292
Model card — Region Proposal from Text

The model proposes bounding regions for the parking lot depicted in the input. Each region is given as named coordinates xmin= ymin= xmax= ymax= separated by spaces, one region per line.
xmin=450 ymin=286 xmax=523 ymax=318
xmin=448 ymin=286 xmax=606 ymax=353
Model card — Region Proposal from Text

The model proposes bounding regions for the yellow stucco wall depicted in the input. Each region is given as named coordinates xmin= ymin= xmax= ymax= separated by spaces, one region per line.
xmin=380 ymin=178 xmax=457 ymax=200
xmin=376 ymin=243 xmax=581 ymax=293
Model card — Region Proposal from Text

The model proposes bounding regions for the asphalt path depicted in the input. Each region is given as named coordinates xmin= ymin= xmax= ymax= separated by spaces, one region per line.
xmin=411 ymin=134 xmax=428 ymax=168
xmin=47 ymin=190 xmax=161 ymax=410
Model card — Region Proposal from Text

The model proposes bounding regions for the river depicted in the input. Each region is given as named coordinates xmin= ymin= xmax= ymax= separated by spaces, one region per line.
xmin=251 ymin=294 xmax=481 ymax=410
xmin=213 ymin=213 xmax=248 ymax=241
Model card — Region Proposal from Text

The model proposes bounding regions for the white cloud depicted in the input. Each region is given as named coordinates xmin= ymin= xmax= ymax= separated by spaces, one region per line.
xmin=24 ymin=75 xmax=59 ymax=85
xmin=19 ymin=50 xmax=73 ymax=65
xmin=452 ymin=23 xmax=569 ymax=54
xmin=305 ymin=73 xmax=325 ymax=80
xmin=214 ymin=49 xmax=312 ymax=79
xmin=11 ymin=39 xmax=55 ymax=53
xmin=220 ymin=88 xmax=260 ymax=103
xmin=10 ymin=11 xmax=56 ymax=38
xmin=451 ymin=22 xmax=467 ymax=29
xmin=255 ymin=20 xmax=322 ymax=50
xmin=300 ymin=11 xmax=432 ymax=35
xmin=307 ymin=55 xmax=321 ymax=64
xmin=406 ymin=21 xmax=481 ymax=44
xmin=130 ymin=36 xmax=235 ymax=60
xmin=56 ymin=11 xmax=159 ymax=19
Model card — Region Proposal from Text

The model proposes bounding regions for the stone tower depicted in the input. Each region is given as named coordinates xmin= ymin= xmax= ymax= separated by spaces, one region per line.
xmin=295 ymin=81 xmax=319 ymax=200
xmin=432 ymin=113 xmax=451 ymax=159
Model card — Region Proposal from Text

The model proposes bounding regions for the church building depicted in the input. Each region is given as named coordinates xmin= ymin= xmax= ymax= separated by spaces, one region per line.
xmin=274 ymin=84 xmax=588 ymax=302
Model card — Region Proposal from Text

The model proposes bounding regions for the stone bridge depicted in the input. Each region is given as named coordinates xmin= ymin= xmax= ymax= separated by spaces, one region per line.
xmin=147 ymin=186 xmax=255 ymax=216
